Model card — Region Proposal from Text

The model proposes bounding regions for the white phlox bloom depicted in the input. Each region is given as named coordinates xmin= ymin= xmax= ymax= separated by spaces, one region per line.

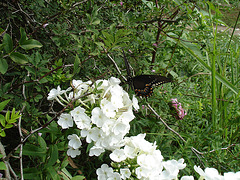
xmin=57 ymin=113 xmax=73 ymax=129
xmin=91 ymin=107 xmax=109 ymax=127
xmin=89 ymin=145 xmax=105 ymax=156
xmin=47 ymin=85 xmax=65 ymax=100
xmin=67 ymin=134 xmax=82 ymax=149
xmin=101 ymin=98 xmax=117 ymax=118
xmin=181 ymin=176 xmax=195 ymax=180
xmin=70 ymin=106 xmax=91 ymax=129
xmin=70 ymin=106 xmax=85 ymax=118
xmin=110 ymin=149 xmax=127 ymax=162
xmin=96 ymin=164 xmax=114 ymax=180
xmin=120 ymin=168 xmax=131 ymax=179
xmin=223 ymin=171 xmax=240 ymax=180
xmin=132 ymin=95 xmax=140 ymax=110
xmin=194 ymin=166 xmax=240 ymax=180
xmin=112 ymin=119 xmax=130 ymax=136
xmin=72 ymin=79 xmax=91 ymax=92
xmin=99 ymin=133 xmax=125 ymax=150
xmin=194 ymin=166 xmax=223 ymax=180
xmin=74 ymin=112 xmax=92 ymax=130
xmin=160 ymin=158 xmax=186 ymax=179
xmin=81 ymin=127 xmax=103 ymax=143
xmin=67 ymin=146 xmax=81 ymax=158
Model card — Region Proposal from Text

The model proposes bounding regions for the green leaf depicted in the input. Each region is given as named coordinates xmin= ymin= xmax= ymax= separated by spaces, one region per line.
xmin=5 ymin=124 xmax=13 ymax=129
xmin=38 ymin=136 xmax=47 ymax=150
xmin=0 ymin=162 xmax=7 ymax=170
xmin=0 ymin=99 xmax=11 ymax=112
xmin=23 ymin=144 xmax=47 ymax=157
xmin=47 ymin=166 xmax=60 ymax=180
xmin=73 ymin=54 xmax=81 ymax=74
xmin=47 ymin=144 xmax=58 ymax=167
xmin=0 ymin=58 xmax=8 ymax=74
xmin=0 ymin=114 xmax=5 ymax=127
xmin=0 ymin=130 xmax=6 ymax=137
xmin=3 ymin=33 xmax=13 ymax=53
xmin=92 ymin=18 xmax=100 ymax=25
xmin=20 ymin=39 xmax=43 ymax=50
xmin=10 ymin=52 xmax=28 ymax=64
xmin=19 ymin=27 xmax=27 ymax=44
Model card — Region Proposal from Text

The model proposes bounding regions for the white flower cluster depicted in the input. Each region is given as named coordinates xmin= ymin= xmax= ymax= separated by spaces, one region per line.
xmin=105 ymin=133 xmax=187 ymax=180
xmin=48 ymin=77 xmax=240 ymax=180
xmin=48 ymin=77 xmax=139 ymax=158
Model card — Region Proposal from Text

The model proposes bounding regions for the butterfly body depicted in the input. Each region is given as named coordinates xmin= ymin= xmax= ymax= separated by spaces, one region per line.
xmin=129 ymin=75 xmax=171 ymax=97
xmin=122 ymin=50 xmax=171 ymax=97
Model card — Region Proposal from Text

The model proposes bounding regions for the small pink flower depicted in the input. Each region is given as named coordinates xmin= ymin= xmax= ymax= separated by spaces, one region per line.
xmin=38 ymin=133 xmax=42 ymax=136
xmin=151 ymin=69 xmax=156 ymax=73
xmin=142 ymin=105 xmax=145 ymax=109
xmin=170 ymin=98 xmax=187 ymax=120
xmin=120 ymin=2 xmax=123 ymax=6
xmin=128 ymin=49 xmax=133 ymax=53
xmin=153 ymin=43 xmax=158 ymax=47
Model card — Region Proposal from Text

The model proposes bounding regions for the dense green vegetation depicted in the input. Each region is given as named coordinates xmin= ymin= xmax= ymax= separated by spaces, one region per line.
xmin=0 ymin=0 xmax=239 ymax=179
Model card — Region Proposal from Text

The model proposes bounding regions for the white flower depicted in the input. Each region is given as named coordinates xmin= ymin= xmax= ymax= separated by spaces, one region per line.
xmin=108 ymin=172 xmax=121 ymax=180
xmin=70 ymin=106 xmax=85 ymax=117
xmin=109 ymin=77 xmax=121 ymax=85
xmin=96 ymin=164 xmax=113 ymax=180
xmin=110 ymin=149 xmax=126 ymax=162
xmin=67 ymin=134 xmax=82 ymax=149
xmin=89 ymin=146 xmax=105 ymax=156
xmin=135 ymin=166 xmax=149 ymax=179
xmin=91 ymin=107 xmax=109 ymax=127
xmin=67 ymin=146 xmax=81 ymax=158
xmin=120 ymin=168 xmax=131 ymax=179
xmin=57 ymin=113 xmax=73 ymax=129
xmin=74 ymin=112 xmax=92 ymax=130
xmin=223 ymin=171 xmax=240 ymax=180
xmin=194 ymin=166 xmax=224 ymax=180
xmin=132 ymin=95 xmax=139 ymax=110
xmin=47 ymin=86 xmax=64 ymax=100
xmin=72 ymin=79 xmax=91 ymax=92
xmin=112 ymin=120 xmax=130 ymax=136
xmin=81 ymin=127 xmax=103 ymax=143
xmin=101 ymin=99 xmax=117 ymax=118
xmin=181 ymin=176 xmax=195 ymax=180
xmin=160 ymin=159 xmax=186 ymax=180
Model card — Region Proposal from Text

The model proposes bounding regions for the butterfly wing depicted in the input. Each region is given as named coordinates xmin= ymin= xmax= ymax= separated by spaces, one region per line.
xmin=132 ymin=75 xmax=171 ymax=97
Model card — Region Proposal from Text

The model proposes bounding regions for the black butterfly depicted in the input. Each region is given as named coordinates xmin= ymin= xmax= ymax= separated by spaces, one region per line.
xmin=122 ymin=50 xmax=171 ymax=97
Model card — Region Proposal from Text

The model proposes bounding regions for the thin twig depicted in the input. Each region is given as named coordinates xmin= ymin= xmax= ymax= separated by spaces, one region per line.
xmin=103 ymin=47 xmax=127 ymax=82
xmin=147 ymin=103 xmax=186 ymax=142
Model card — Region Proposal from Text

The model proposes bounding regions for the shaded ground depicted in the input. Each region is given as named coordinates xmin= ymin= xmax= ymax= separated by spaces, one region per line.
xmin=217 ymin=25 xmax=240 ymax=36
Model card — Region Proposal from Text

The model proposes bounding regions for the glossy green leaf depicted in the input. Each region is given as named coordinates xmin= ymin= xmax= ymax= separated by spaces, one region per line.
xmin=0 ymin=58 xmax=8 ymax=74
xmin=19 ymin=27 xmax=27 ymax=44
xmin=47 ymin=166 xmax=60 ymax=180
xmin=23 ymin=144 xmax=47 ymax=157
xmin=73 ymin=54 xmax=80 ymax=74
xmin=0 ymin=162 xmax=7 ymax=170
xmin=0 ymin=99 xmax=11 ymax=112
xmin=0 ymin=130 xmax=6 ymax=137
xmin=3 ymin=33 xmax=13 ymax=53
xmin=20 ymin=39 xmax=43 ymax=50
xmin=10 ymin=52 xmax=28 ymax=64
xmin=0 ymin=114 xmax=5 ymax=127
xmin=47 ymin=144 xmax=58 ymax=167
